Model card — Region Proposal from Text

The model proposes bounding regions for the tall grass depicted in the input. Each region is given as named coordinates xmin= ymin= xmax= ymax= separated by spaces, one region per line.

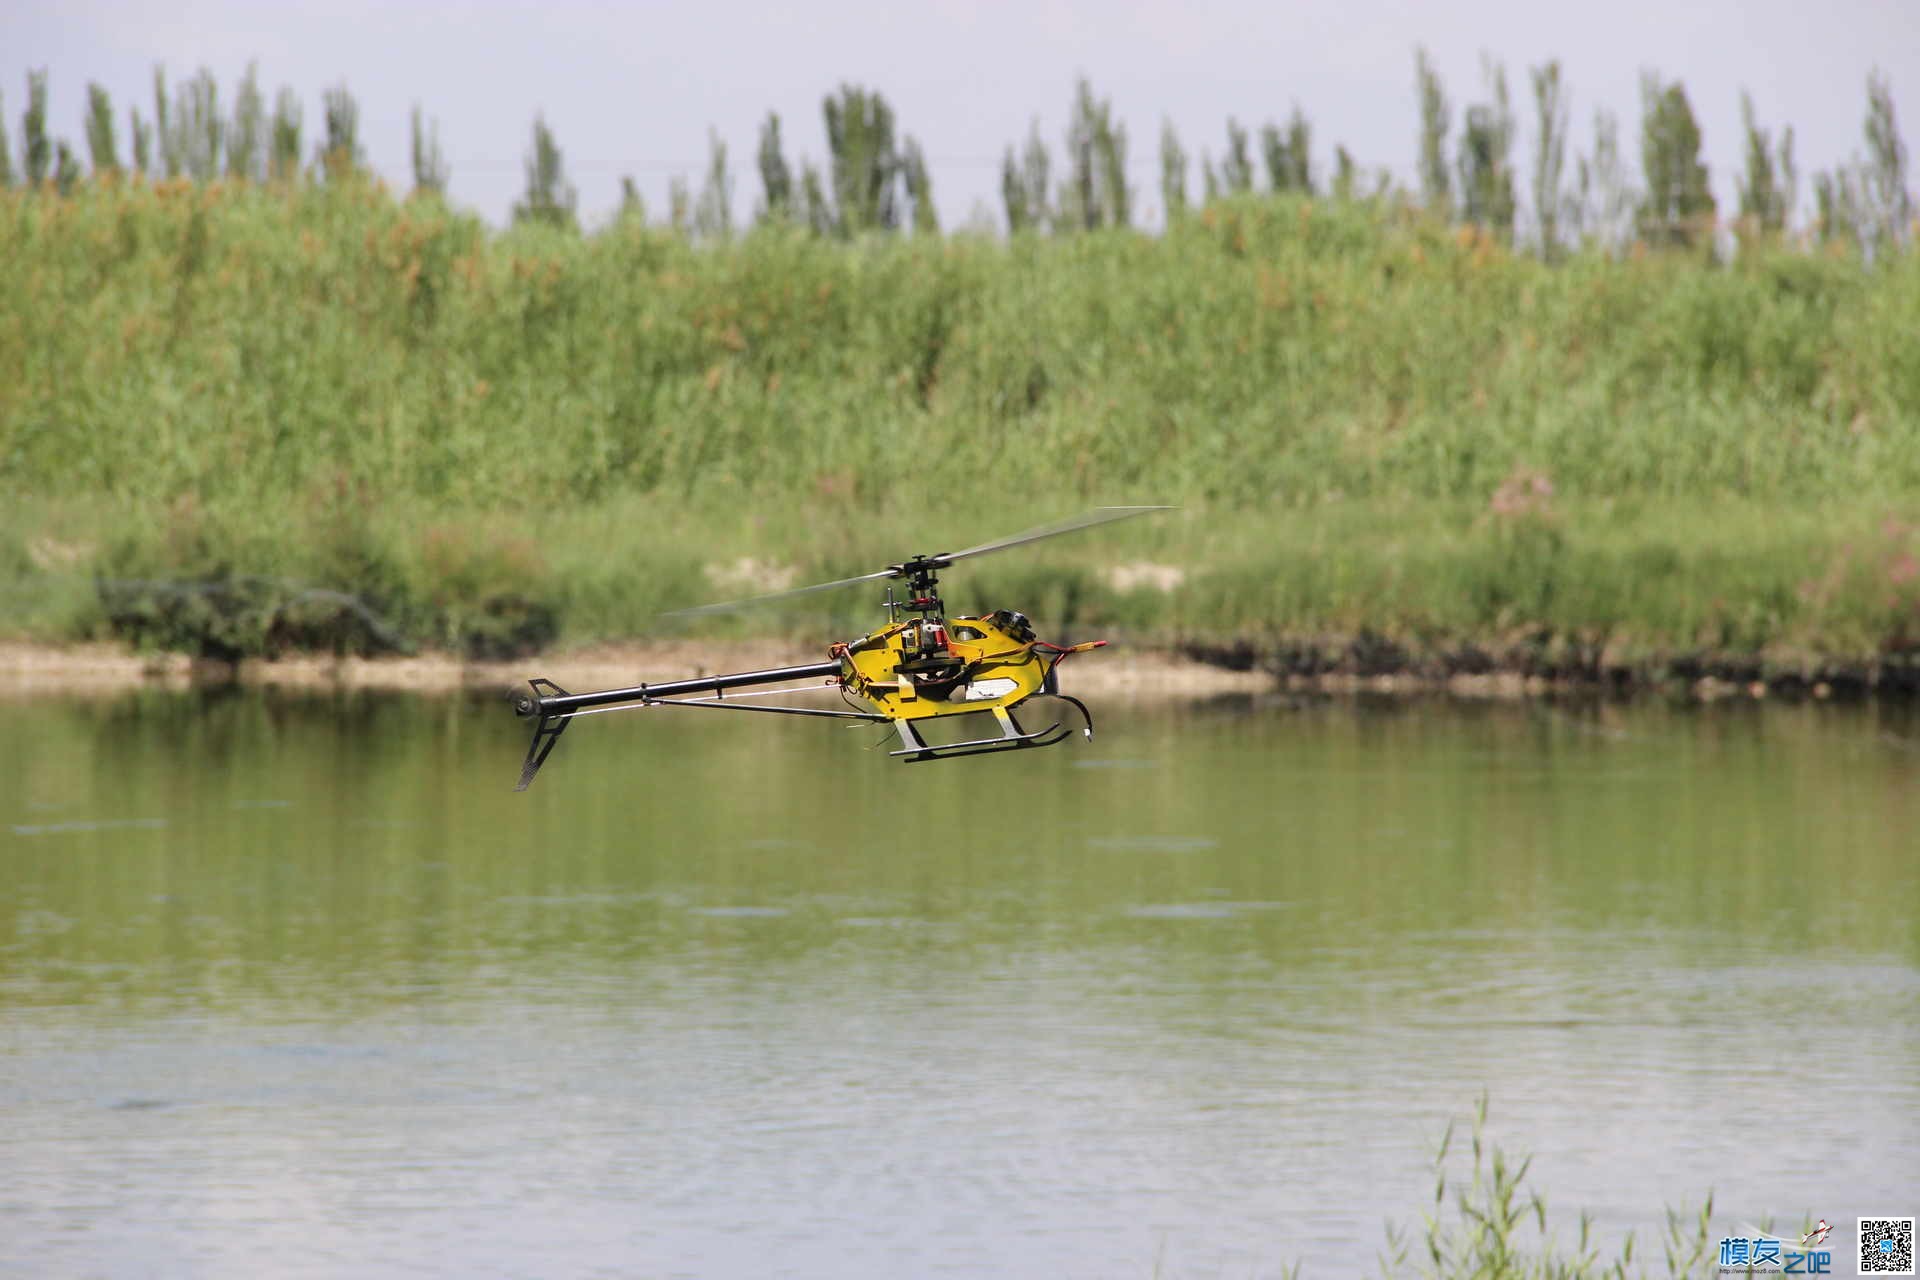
xmin=2 ymin=177 xmax=1917 ymax=667
xmin=1378 ymin=1095 xmax=1729 ymax=1279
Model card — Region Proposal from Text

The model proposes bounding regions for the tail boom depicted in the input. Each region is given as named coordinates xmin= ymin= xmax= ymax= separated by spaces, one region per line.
xmin=511 ymin=660 xmax=844 ymax=790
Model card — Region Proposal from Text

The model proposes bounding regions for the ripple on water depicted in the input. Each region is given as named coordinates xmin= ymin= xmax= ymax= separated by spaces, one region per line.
xmin=1087 ymin=834 xmax=1219 ymax=854
xmin=1125 ymin=903 xmax=1240 ymax=920
xmin=688 ymin=906 xmax=791 ymax=919
xmin=9 ymin=818 xmax=168 ymax=836
xmin=1124 ymin=901 xmax=1294 ymax=920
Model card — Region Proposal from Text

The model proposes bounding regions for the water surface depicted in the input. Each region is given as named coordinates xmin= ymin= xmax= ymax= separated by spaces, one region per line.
xmin=3 ymin=690 xmax=1917 ymax=1276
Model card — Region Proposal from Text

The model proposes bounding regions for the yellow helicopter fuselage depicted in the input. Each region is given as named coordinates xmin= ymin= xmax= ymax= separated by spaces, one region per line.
xmin=836 ymin=610 xmax=1099 ymax=723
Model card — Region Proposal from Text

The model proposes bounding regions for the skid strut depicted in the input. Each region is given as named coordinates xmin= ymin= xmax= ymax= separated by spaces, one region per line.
xmin=889 ymin=704 xmax=1076 ymax=762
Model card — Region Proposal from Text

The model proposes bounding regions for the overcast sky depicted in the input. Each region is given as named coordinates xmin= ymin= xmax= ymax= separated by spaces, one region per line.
xmin=7 ymin=0 xmax=1916 ymax=230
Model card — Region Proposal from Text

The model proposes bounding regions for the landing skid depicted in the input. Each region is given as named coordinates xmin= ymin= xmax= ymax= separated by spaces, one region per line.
xmin=889 ymin=700 xmax=1091 ymax=763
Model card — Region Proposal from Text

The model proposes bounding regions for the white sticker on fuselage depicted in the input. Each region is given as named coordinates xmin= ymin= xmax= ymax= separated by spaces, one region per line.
xmin=961 ymin=678 xmax=1020 ymax=702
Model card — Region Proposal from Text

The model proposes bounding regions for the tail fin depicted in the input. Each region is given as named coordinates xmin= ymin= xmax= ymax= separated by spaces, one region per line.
xmin=512 ymin=678 xmax=572 ymax=791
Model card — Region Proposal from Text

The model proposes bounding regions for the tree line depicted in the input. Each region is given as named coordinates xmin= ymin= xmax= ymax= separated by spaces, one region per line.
xmin=2 ymin=54 xmax=1910 ymax=257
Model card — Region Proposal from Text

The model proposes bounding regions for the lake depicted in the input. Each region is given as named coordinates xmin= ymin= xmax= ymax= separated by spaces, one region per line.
xmin=3 ymin=687 xmax=1916 ymax=1277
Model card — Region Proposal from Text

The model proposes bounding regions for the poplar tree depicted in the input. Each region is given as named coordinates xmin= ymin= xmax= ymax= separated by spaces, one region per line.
xmin=0 ymin=90 xmax=11 ymax=186
xmin=316 ymin=83 xmax=360 ymax=181
xmin=1862 ymin=70 xmax=1910 ymax=250
xmin=1812 ymin=173 xmax=1835 ymax=243
xmin=1636 ymin=73 xmax=1714 ymax=248
xmin=1001 ymin=121 xmax=1050 ymax=233
xmin=319 ymin=84 xmax=363 ymax=181
xmin=999 ymin=144 xmax=1026 ymax=231
xmin=129 ymin=108 xmax=151 ymax=176
xmin=1332 ymin=145 xmax=1357 ymax=201
xmin=1096 ymin=104 xmax=1129 ymax=226
xmin=269 ymin=89 xmax=301 ymax=183
xmin=901 ymin=137 xmax=937 ymax=234
xmin=756 ymin=112 xmax=793 ymax=224
xmin=668 ymin=175 xmax=691 ymax=236
xmin=1736 ymin=92 xmax=1795 ymax=241
xmin=1574 ymin=108 xmax=1634 ymax=251
xmin=1213 ymin=118 xmax=1253 ymax=196
xmin=1058 ymin=77 xmax=1128 ymax=229
xmin=24 ymin=69 xmax=50 ymax=186
xmin=1811 ymin=169 xmax=1864 ymax=246
xmin=1159 ymin=119 xmax=1188 ymax=221
xmin=800 ymin=163 xmax=833 ymax=236
xmin=824 ymin=84 xmax=899 ymax=233
xmin=617 ymin=176 xmax=645 ymax=224
xmin=409 ymin=105 xmax=448 ymax=195
xmin=85 ymin=83 xmax=119 ymax=175
xmin=693 ymin=129 xmax=732 ymax=240
xmin=176 ymin=68 xmax=223 ymax=181
xmin=1530 ymin=61 xmax=1569 ymax=258
xmin=153 ymin=67 xmax=180 ymax=178
xmin=1416 ymin=47 xmax=1451 ymax=214
xmin=54 ymin=141 xmax=81 ymax=194
xmin=513 ymin=114 xmax=577 ymax=231
xmin=1260 ymin=107 xmax=1312 ymax=194
xmin=1457 ymin=58 xmax=1516 ymax=240
xmin=228 ymin=65 xmax=265 ymax=182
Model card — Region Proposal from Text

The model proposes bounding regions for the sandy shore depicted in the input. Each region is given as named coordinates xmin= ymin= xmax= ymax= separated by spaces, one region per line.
xmin=0 ymin=639 xmax=1276 ymax=698
xmin=1 ymin=640 xmax=1854 ymax=703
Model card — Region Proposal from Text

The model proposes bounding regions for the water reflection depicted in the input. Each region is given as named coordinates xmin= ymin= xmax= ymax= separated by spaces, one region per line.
xmin=2 ymin=689 xmax=1917 ymax=1276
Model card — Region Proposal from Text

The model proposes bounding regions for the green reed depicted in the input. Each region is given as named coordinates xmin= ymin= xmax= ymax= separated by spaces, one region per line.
xmin=1377 ymin=1095 xmax=1730 ymax=1279
xmin=2 ymin=178 xmax=1917 ymax=664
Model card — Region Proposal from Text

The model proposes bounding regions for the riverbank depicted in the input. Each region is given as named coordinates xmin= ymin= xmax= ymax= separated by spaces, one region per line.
xmin=4 ymin=636 xmax=1906 ymax=703
xmin=0 ymin=639 xmax=1271 ymax=698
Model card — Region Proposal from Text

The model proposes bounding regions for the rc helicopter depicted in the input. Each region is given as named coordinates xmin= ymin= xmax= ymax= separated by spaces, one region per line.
xmin=508 ymin=506 xmax=1168 ymax=790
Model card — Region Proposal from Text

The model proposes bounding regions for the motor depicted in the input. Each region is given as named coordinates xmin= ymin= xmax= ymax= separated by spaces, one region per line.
xmin=990 ymin=610 xmax=1036 ymax=643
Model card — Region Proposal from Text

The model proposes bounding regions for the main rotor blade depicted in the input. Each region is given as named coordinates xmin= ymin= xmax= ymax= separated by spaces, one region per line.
xmin=663 ymin=567 xmax=899 ymax=618
xmin=665 ymin=506 xmax=1170 ymax=618
xmin=936 ymin=506 xmax=1173 ymax=565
